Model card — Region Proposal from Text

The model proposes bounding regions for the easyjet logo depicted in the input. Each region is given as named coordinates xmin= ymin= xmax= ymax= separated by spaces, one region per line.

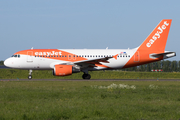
xmin=146 ymin=21 xmax=169 ymax=48
xmin=35 ymin=51 xmax=62 ymax=56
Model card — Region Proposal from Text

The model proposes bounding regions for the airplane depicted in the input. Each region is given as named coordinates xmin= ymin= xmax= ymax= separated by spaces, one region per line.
xmin=4 ymin=19 xmax=176 ymax=79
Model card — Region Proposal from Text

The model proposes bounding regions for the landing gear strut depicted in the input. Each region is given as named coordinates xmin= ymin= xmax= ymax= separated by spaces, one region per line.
xmin=82 ymin=73 xmax=91 ymax=79
xmin=28 ymin=70 xmax=32 ymax=80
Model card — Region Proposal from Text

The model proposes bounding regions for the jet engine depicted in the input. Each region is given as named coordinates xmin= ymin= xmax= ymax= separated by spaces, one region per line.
xmin=53 ymin=64 xmax=80 ymax=76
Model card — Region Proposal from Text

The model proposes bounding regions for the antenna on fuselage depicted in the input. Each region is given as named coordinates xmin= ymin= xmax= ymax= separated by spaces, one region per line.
xmin=31 ymin=47 xmax=33 ymax=50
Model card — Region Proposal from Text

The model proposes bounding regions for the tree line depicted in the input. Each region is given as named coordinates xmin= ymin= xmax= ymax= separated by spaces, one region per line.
xmin=0 ymin=60 xmax=179 ymax=72
xmin=123 ymin=60 xmax=180 ymax=72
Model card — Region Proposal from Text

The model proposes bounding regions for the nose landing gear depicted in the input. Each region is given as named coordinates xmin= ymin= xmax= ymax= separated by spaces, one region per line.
xmin=28 ymin=70 xmax=32 ymax=80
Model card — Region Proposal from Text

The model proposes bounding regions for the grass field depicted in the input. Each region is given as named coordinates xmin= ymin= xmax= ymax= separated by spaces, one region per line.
xmin=0 ymin=81 xmax=180 ymax=119
xmin=1 ymin=69 xmax=180 ymax=79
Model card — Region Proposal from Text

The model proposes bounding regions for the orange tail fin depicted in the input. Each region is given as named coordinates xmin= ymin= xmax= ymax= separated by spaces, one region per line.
xmin=138 ymin=19 xmax=172 ymax=52
xmin=123 ymin=19 xmax=172 ymax=68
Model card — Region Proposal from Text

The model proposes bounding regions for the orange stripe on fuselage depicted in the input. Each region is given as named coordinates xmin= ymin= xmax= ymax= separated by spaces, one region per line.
xmin=123 ymin=50 xmax=163 ymax=68
xmin=95 ymin=64 xmax=111 ymax=69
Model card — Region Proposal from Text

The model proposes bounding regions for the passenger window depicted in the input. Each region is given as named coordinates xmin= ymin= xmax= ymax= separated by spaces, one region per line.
xmin=18 ymin=55 xmax=20 ymax=58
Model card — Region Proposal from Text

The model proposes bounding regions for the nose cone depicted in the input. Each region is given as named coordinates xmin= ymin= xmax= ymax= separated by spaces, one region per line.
xmin=4 ymin=58 xmax=12 ymax=68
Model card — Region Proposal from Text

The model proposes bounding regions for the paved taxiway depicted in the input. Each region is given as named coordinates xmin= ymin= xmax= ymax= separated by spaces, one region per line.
xmin=0 ymin=65 xmax=9 ymax=69
xmin=1 ymin=79 xmax=180 ymax=81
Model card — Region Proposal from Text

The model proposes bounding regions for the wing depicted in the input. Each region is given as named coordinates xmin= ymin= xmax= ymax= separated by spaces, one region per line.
xmin=74 ymin=57 xmax=112 ymax=69
xmin=73 ymin=54 xmax=118 ymax=69
xmin=49 ymin=53 xmax=119 ymax=69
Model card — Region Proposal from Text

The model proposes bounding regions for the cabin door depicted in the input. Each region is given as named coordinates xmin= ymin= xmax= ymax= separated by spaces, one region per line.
xmin=27 ymin=51 xmax=33 ymax=62
xmin=134 ymin=51 xmax=140 ymax=62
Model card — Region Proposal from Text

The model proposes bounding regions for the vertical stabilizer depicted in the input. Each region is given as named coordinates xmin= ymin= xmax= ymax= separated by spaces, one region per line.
xmin=138 ymin=19 xmax=172 ymax=52
xmin=123 ymin=19 xmax=172 ymax=68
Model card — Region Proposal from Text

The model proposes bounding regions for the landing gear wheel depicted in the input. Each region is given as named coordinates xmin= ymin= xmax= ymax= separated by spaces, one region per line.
xmin=28 ymin=75 xmax=32 ymax=80
xmin=82 ymin=74 xmax=91 ymax=79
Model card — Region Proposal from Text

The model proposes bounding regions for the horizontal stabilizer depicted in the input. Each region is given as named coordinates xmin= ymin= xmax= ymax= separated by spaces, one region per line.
xmin=150 ymin=51 xmax=176 ymax=59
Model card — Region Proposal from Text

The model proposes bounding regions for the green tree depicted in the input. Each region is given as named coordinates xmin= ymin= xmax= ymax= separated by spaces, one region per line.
xmin=178 ymin=61 xmax=180 ymax=72
xmin=163 ymin=60 xmax=171 ymax=72
xmin=146 ymin=63 xmax=151 ymax=72
xmin=171 ymin=61 xmax=177 ymax=72
xmin=157 ymin=61 xmax=162 ymax=69
xmin=0 ymin=61 xmax=4 ymax=65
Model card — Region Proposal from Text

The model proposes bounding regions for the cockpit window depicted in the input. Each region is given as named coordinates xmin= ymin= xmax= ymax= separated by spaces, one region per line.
xmin=11 ymin=54 xmax=20 ymax=58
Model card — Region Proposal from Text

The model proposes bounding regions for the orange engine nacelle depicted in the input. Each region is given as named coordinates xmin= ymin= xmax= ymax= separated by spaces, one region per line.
xmin=53 ymin=65 xmax=72 ymax=76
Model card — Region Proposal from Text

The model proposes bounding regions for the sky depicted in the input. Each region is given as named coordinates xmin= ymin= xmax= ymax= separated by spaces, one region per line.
xmin=0 ymin=0 xmax=180 ymax=61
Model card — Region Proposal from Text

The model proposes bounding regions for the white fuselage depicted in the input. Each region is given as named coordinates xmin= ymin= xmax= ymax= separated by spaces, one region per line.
xmin=4 ymin=49 xmax=137 ymax=71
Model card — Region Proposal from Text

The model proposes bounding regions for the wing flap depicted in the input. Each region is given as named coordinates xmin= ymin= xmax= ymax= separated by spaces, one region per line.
xmin=74 ymin=57 xmax=111 ymax=65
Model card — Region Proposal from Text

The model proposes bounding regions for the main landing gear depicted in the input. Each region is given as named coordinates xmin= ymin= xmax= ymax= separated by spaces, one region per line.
xmin=28 ymin=69 xmax=32 ymax=80
xmin=82 ymin=73 xmax=91 ymax=79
